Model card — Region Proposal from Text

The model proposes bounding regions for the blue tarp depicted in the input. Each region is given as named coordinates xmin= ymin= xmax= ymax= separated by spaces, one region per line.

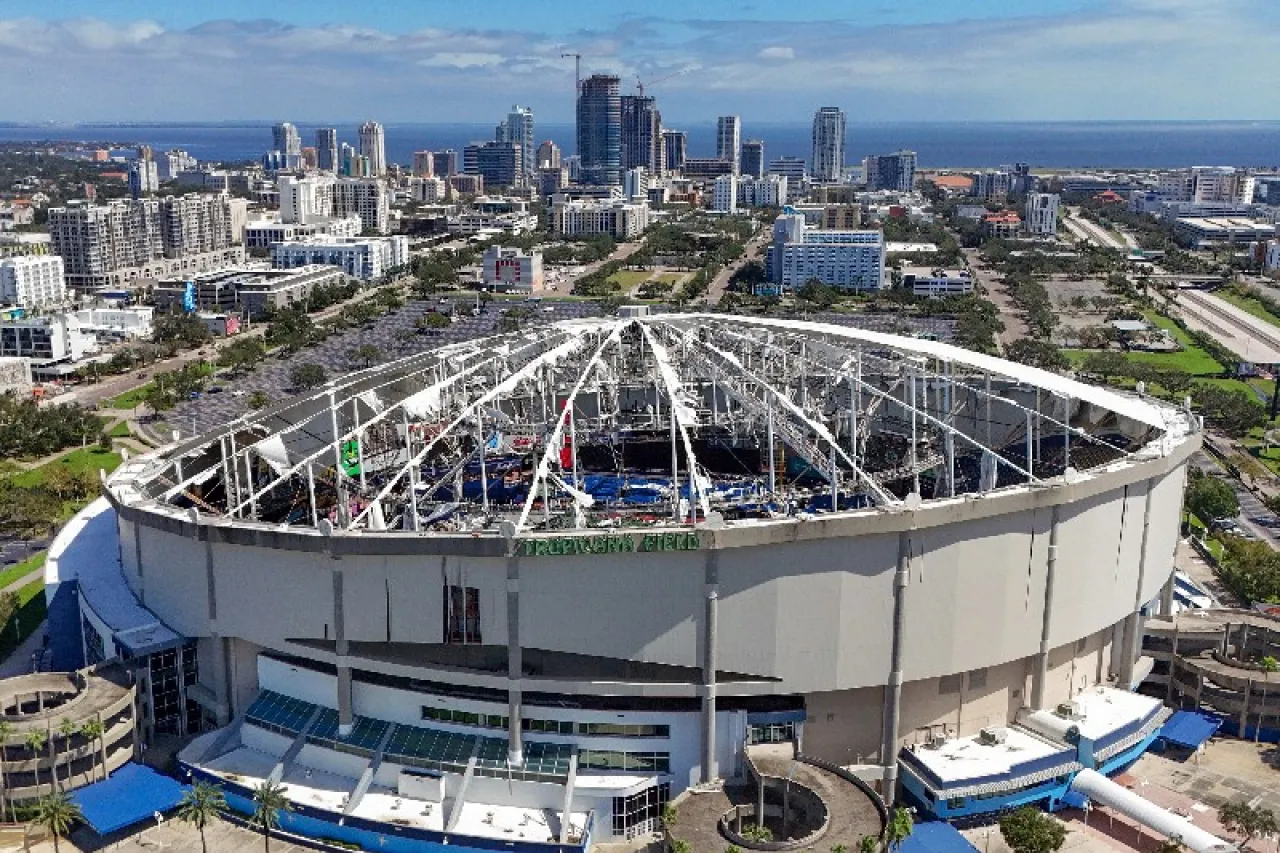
xmin=70 ymin=763 xmax=187 ymax=835
xmin=900 ymin=821 xmax=982 ymax=853
xmin=1159 ymin=710 xmax=1223 ymax=750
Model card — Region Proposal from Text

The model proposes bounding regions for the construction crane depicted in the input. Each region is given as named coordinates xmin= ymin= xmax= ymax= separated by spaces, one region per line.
xmin=636 ymin=65 xmax=699 ymax=98
xmin=560 ymin=52 xmax=582 ymax=96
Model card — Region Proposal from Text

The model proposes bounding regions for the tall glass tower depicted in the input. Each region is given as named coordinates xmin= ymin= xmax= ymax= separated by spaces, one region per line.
xmin=315 ymin=128 xmax=338 ymax=172
xmin=811 ymin=107 xmax=846 ymax=182
xmin=359 ymin=121 xmax=387 ymax=176
xmin=577 ymin=74 xmax=622 ymax=186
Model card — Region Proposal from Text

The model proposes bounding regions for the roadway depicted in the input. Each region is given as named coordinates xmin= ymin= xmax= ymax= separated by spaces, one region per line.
xmin=1192 ymin=449 xmax=1280 ymax=546
xmin=702 ymin=223 xmax=769 ymax=304
xmin=1170 ymin=289 xmax=1280 ymax=364
xmin=1062 ymin=207 xmax=1127 ymax=251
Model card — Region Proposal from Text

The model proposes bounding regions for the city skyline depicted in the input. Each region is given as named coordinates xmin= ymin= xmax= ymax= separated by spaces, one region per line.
xmin=0 ymin=0 xmax=1278 ymax=122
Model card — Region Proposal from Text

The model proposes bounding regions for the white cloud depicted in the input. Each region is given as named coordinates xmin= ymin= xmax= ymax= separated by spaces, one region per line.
xmin=757 ymin=46 xmax=793 ymax=61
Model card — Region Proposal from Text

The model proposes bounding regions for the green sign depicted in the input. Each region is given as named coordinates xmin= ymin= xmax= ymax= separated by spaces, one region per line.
xmin=522 ymin=531 xmax=701 ymax=557
xmin=340 ymin=439 xmax=361 ymax=477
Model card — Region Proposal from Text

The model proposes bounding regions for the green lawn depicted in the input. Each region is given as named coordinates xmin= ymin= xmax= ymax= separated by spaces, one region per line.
xmin=1217 ymin=289 xmax=1280 ymax=330
xmin=0 ymin=552 xmax=45 ymax=591
xmin=6 ymin=448 xmax=123 ymax=489
xmin=652 ymin=272 xmax=687 ymax=285
xmin=108 ymin=420 xmax=132 ymax=438
xmin=109 ymin=384 xmax=152 ymax=410
xmin=0 ymin=579 xmax=47 ymax=661
xmin=606 ymin=270 xmax=653 ymax=289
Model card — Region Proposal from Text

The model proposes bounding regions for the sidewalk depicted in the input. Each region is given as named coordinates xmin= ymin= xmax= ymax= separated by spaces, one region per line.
xmin=0 ymin=618 xmax=47 ymax=679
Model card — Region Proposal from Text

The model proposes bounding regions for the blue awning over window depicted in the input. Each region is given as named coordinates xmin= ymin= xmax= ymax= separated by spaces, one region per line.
xmin=70 ymin=763 xmax=188 ymax=835
xmin=1158 ymin=710 xmax=1222 ymax=750
xmin=901 ymin=822 xmax=982 ymax=853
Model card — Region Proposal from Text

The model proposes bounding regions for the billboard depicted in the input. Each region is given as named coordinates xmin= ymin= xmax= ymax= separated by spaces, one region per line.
xmin=182 ymin=281 xmax=196 ymax=313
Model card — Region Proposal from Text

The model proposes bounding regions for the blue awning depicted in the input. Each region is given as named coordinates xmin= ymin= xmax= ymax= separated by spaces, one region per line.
xmin=70 ymin=763 xmax=188 ymax=835
xmin=900 ymin=822 xmax=982 ymax=853
xmin=1158 ymin=710 xmax=1222 ymax=750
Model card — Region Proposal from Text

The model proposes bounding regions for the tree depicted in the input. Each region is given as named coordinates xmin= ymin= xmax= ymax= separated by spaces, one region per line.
xmin=348 ymin=344 xmax=382 ymax=369
xmin=141 ymin=384 xmax=175 ymax=414
xmin=56 ymin=718 xmax=77 ymax=788
xmin=1218 ymin=800 xmax=1277 ymax=851
xmin=797 ymin=279 xmax=841 ymax=309
xmin=858 ymin=836 xmax=878 ymax=853
xmin=1154 ymin=837 xmax=1184 ymax=853
xmin=1005 ymin=339 xmax=1070 ymax=371
xmin=1257 ymin=656 xmax=1277 ymax=743
xmin=885 ymin=807 xmax=914 ymax=853
xmin=178 ymin=780 xmax=228 ymax=853
xmin=32 ymin=790 xmax=82 ymax=853
xmin=0 ymin=721 xmax=11 ymax=822
xmin=1081 ymin=351 xmax=1130 ymax=384
xmin=289 ymin=363 xmax=328 ymax=392
xmin=25 ymin=729 xmax=47 ymax=797
xmin=672 ymin=841 xmax=691 ymax=853
xmin=247 ymin=391 xmax=271 ymax=410
xmin=78 ymin=719 xmax=104 ymax=782
xmin=418 ymin=311 xmax=451 ymax=331
xmin=830 ymin=845 xmax=848 ymax=853
xmin=999 ymin=807 xmax=1067 ymax=853
xmin=1184 ymin=471 xmax=1239 ymax=524
xmin=251 ymin=779 xmax=293 ymax=853
xmin=217 ymin=338 xmax=267 ymax=374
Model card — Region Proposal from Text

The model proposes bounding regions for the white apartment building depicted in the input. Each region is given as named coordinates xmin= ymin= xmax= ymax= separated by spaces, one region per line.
xmin=0 ymin=314 xmax=97 ymax=363
xmin=244 ymin=215 xmax=362 ymax=249
xmin=359 ymin=122 xmax=387 ymax=176
xmin=333 ymin=178 xmax=390 ymax=235
xmin=737 ymin=175 xmax=789 ymax=208
xmin=624 ymin=168 xmax=649 ymax=201
xmin=482 ymin=246 xmax=543 ymax=292
xmin=128 ymin=160 xmax=159 ymax=197
xmin=49 ymin=196 xmax=247 ymax=290
xmin=900 ymin=266 xmax=973 ymax=298
xmin=1265 ymin=239 xmax=1280 ymax=272
xmin=712 ymin=174 xmax=738 ymax=213
xmin=0 ymin=255 xmax=66 ymax=309
xmin=550 ymin=199 xmax=650 ymax=239
xmin=1024 ymin=193 xmax=1061 ymax=235
xmin=411 ymin=177 xmax=447 ymax=204
xmin=767 ymin=213 xmax=885 ymax=292
xmin=158 ymin=149 xmax=197 ymax=180
xmin=270 ymin=236 xmax=409 ymax=281
xmin=72 ymin=306 xmax=155 ymax=342
xmin=716 ymin=116 xmax=741 ymax=175
xmin=971 ymin=170 xmax=1012 ymax=200
xmin=278 ymin=175 xmax=336 ymax=224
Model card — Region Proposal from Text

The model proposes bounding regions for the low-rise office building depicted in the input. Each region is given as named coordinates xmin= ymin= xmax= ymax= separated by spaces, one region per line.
xmin=900 ymin=267 xmax=973 ymax=298
xmin=0 ymin=315 xmax=97 ymax=364
xmin=244 ymin=216 xmax=362 ymax=250
xmin=982 ymin=211 xmax=1023 ymax=239
xmin=1173 ymin=217 xmax=1276 ymax=248
xmin=0 ymin=255 xmax=66 ymax=309
xmin=766 ymin=213 xmax=885 ymax=293
xmin=482 ymin=246 xmax=544 ymax=293
xmin=271 ymin=236 xmax=409 ymax=282
xmin=154 ymin=266 xmax=348 ymax=318
xmin=71 ymin=307 xmax=155 ymax=343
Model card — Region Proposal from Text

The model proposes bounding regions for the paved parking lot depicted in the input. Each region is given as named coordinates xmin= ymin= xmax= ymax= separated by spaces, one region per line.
xmin=0 ymin=535 xmax=48 ymax=569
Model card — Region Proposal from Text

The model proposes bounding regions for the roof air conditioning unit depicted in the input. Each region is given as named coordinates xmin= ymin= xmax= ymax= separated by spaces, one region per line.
xmin=924 ymin=732 xmax=949 ymax=750
xmin=1055 ymin=701 xmax=1084 ymax=719
xmin=978 ymin=727 xmax=1009 ymax=745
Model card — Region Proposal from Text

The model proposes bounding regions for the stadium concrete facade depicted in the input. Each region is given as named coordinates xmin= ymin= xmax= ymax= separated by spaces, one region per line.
xmin=47 ymin=314 xmax=1198 ymax=844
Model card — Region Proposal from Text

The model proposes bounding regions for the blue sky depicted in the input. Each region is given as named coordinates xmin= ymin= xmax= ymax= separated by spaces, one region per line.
xmin=0 ymin=0 xmax=1275 ymax=122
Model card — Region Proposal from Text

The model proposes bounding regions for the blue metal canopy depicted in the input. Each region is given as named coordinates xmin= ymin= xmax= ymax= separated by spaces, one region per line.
xmin=70 ymin=763 xmax=188 ymax=835
xmin=900 ymin=821 xmax=982 ymax=853
xmin=1158 ymin=710 xmax=1222 ymax=751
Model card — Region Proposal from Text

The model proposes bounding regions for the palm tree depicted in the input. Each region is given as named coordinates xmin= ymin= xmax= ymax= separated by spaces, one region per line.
xmin=32 ymin=790 xmax=82 ymax=853
xmin=251 ymin=779 xmax=292 ymax=853
xmin=56 ymin=719 xmax=77 ymax=789
xmin=1258 ymin=656 xmax=1278 ymax=743
xmin=0 ymin=721 xmax=12 ymax=822
xmin=25 ymin=729 xmax=47 ymax=797
xmin=78 ymin=719 xmax=105 ymax=783
xmin=177 ymin=780 xmax=228 ymax=853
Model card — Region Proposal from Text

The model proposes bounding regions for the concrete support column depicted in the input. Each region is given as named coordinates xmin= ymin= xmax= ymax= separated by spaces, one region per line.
xmin=1240 ymin=680 xmax=1251 ymax=738
xmin=1032 ymin=506 xmax=1061 ymax=710
xmin=332 ymin=566 xmax=352 ymax=735
xmin=880 ymin=530 xmax=911 ymax=797
xmin=701 ymin=550 xmax=720 ymax=784
xmin=1165 ymin=625 xmax=1179 ymax=706
xmin=1160 ymin=576 xmax=1175 ymax=618
xmin=1118 ymin=482 xmax=1155 ymax=689
xmin=506 ymin=554 xmax=523 ymax=766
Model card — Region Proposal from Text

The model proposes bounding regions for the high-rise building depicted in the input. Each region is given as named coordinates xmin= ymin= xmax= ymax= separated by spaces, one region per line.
xmin=278 ymin=175 xmax=336 ymax=225
xmin=433 ymin=150 xmax=459 ymax=177
xmin=811 ymin=107 xmax=846 ymax=182
xmin=769 ymin=157 xmax=807 ymax=184
xmin=339 ymin=143 xmax=356 ymax=176
xmin=505 ymin=106 xmax=535 ymax=183
xmin=158 ymin=149 xmax=196 ymax=180
xmin=333 ymin=178 xmax=391 ymax=235
xmin=128 ymin=159 xmax=158 ymax=199
xmin=972 ymin=170 xmax=1013 ymax=200
xmin=273 ymin=122 xmax=302 ymax=171
xmin=624 ymin=168 xmax=648 ymax=201
xmin=716 ymin=116 xmax=741 ymax=175
xmin=713 ymin=174 xmax=738 ymax=213
xmin=737 ymin=175 xmax=789 ymax=208
xmin=301 ymin=148 xmax=318 ymax=170
xmin=862 ymin=150 xmax=917 ymax=193
xmin=1024 ymin=193 xmax=1061 ymax=235
xmin=412 ymin=151 xmax=434 ymax=178
xmin=662 ymin=130 xmax=687 ymax=173
xmin=741 ymin=140 xmax=765 ymax=180
xmin=358 ymin=121 xmax=387 ymax=176
xmin=577 ymin=74 xmax=622 ymax=186
xmin=768 ymin=213 xmax=884 ymax=292
xmin=316 ymin=129 xmax=339 ymax=172
xmin=621 ymin=95 xmax=663 ymax=174
xmin=466 ymin=142 xmax=523 ymax=189
xmin=536 ymin=141 xmax=561 ymax=170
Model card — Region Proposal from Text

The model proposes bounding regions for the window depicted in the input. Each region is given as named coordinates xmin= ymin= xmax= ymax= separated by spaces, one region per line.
xmin=748 ymin=722 xmax=796 ymax=745
xmin=443 ymin=584 xmax=481 ymax=644
xmin=938 ymin=674 xmax=962 ymax=694
xmin=578 ymin=722 xmax=670 ymax=738
xmin=580 ymin=750 xmax=670 ymax=773
xmin=967 ymin=668 xmax=988 ymax=690
xmin=611 ymin=783 xmax=670 ymax=839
